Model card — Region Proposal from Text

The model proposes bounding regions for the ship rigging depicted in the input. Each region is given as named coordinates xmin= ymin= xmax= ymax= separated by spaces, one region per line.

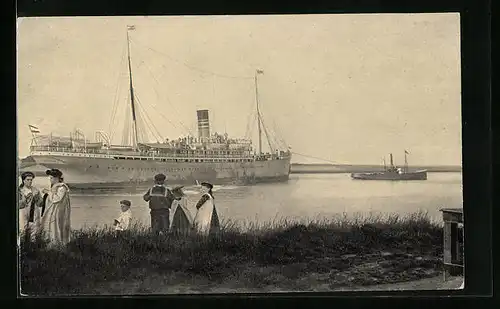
xmin=101 ymin=25 xmax=286 ymax=157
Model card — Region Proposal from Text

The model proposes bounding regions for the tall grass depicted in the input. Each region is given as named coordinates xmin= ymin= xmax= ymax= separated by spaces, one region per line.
xmin=20 ymin=211 xmax=443 ymax=295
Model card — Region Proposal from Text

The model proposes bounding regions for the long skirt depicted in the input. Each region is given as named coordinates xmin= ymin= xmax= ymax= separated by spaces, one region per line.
xmin=194 ymin=205 xmax=221 ymax=235
xmin=19 ymin=207 xmax=30 ymax=236
xmin=171 ymin=207 xmax=192 ymax=235
xmin=19 ymin=205 xmax=42 ymax=241
xmin=209 ymin=206 xmax=221 ymax=234
xmin=40 ymin=203 xmax=71 ymax=246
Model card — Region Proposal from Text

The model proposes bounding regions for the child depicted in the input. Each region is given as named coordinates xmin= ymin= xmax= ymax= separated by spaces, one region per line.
xmin=114 ymin=200 xmax=132 ymax=232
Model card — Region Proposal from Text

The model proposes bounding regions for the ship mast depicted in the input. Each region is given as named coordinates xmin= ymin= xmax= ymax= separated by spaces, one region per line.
xmin=126 ymin=25 xmax=139 ymax=150
xmin=404 ymin=150 xmax=408 ymax=173
xmin=254 ymin=69 xmax=275 ymax=155
xmin=255 ymin=70 xmax=263 ymax=155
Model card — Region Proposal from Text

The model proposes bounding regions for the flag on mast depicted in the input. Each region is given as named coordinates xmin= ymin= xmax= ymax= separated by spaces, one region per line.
xmin=28 ymin=125 xmax=40 ymax=134
xmin=256 ymin=69 xmax=264 ymax=74
xmin=127 ymin=25 xmax=136 ymax=31
xmin=405 ymin=150 xmax=410 ymax=154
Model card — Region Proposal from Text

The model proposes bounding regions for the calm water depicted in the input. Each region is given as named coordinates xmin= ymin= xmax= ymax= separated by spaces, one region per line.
xmin=31 ymin=173 xmax=463 ymax=230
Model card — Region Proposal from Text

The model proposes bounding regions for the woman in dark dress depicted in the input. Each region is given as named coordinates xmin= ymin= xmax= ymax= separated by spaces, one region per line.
xmin=170 ymin=186 xmax=194 ymax=235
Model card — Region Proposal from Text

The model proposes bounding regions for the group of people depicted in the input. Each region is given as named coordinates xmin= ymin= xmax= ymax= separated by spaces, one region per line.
xmin=18 ymin=168 xmax=71 ymax=246
xmin=18 ymin=169 xmax=221 ymax=247
xmin=115 ymin=173 xmax=220 ymax=236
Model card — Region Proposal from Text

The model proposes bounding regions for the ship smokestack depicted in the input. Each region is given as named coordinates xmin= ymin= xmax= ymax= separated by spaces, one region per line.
xmin=197 ymin=109 xmax=210 ymax=143
xmin=389 ymin=153 xmax=394 ymax=167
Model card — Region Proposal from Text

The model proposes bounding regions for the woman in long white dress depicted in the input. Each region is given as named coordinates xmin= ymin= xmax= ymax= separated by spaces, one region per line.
xmin=192 ymin=182 xmax=220 ymax=236
xmin=18 ymin=171 xmax=43 ymax=239
xmin=39 ymin=169 xmax=71 ymax=246
xmin=170 ymin=186 xmax=194 ymax=235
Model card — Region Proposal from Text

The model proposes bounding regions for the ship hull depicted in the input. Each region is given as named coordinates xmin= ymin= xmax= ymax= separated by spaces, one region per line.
xmin=24 ymin=154 xmax=291 ymax=188
xmin=351 ymin=170 xmax=428 ymax=181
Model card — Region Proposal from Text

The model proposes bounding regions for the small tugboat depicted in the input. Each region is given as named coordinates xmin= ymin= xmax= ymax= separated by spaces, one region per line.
xmin=351 ymin=151 xmax=427 ymax=181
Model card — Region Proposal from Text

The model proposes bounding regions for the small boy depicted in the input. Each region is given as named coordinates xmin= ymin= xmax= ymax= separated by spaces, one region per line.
xmin=114 ymin=200 xmax=132 ymax=231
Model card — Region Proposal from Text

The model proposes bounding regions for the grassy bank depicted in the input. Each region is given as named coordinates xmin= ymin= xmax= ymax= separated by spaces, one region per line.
xmin=20 ymin=211 xmax=444 ymax=295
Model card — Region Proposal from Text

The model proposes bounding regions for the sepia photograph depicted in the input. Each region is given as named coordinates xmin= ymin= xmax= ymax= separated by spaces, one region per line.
xmin=17 ymin=13 xmax=464 ymax=295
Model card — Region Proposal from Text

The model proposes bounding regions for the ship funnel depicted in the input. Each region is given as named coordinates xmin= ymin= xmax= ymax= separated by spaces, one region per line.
xmin=196 ymin=109 xmax=211 ymax=143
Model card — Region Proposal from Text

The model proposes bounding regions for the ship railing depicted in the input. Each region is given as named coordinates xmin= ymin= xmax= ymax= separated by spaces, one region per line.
xmin=30 ymin=145 xmax=291 ymax=161
xmin=31 ymin=145 xmax=291 ymax=159
xmin=30 ymin=146 xmax=258 ymax=160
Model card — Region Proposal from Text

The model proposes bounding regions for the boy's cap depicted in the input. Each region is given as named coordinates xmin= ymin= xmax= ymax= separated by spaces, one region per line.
xmin=154 ymin=173 xmax=167 ymax=182
xmin=120 ymin=200 xmax=131 ymax=207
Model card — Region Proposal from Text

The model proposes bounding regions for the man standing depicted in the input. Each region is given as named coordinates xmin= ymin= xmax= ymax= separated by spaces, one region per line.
xmin=143 ymin=173 xmax=174 ymax=234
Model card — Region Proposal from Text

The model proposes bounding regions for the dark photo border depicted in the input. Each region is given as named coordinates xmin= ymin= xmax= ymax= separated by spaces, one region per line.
xmin=5 ymin=0 xmax=493 ymax=307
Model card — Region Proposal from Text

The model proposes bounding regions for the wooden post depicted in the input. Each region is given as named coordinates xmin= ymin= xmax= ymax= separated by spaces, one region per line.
xmin=440 ymin=208 xmax=464 ymax=281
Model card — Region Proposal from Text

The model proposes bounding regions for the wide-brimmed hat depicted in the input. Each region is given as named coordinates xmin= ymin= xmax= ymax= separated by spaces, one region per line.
xmin=46 ymin=168 xmax=63 ymax=178
xmin=200 ymin=182 xmax=214 ymax=189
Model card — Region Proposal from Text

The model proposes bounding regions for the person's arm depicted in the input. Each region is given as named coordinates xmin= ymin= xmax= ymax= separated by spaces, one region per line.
xmin=143 ymin=189 xmax=151 ymax=202
xmin=195 ymin=194 xmax=210 ymax=210
xmin=166 ymin=189 xmax=175 ymax=208
xmin=33 ymin=189 xmax=43 ymax=207
xmin=121 ymin=214 xmax=131 ymax=230
xmin=19 ymin=190 xmax=28 ymax=209
xmin=50 ymin=186 xmax=67 ymax=203
xmin=41 ymin=194 xmax=48 ymax=216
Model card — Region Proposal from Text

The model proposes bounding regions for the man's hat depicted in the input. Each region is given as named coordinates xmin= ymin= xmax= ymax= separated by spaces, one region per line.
xmin=46 ymin=168 xmax=63 ymax=178
xmin=154 ymin=173 xmax=167 ymax=182
xmin=200 ymin=182 xmax=214 ymax=190
xmin=120 ymin=200 xmax=131 ymax=207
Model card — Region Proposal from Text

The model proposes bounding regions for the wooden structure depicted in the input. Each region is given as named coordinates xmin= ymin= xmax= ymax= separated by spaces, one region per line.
xmin=439 ymin=208 xmax=464 ymax=280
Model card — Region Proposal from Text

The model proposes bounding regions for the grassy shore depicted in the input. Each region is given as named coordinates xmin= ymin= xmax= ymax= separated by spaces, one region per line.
xmin=20 ymin=211 xmax=445 ymax=295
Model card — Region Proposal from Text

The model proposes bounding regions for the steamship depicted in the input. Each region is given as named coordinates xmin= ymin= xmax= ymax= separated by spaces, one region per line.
xmin=351 ymin=152 xmax=427 ymax=181
xmin=22 ymin=26 xmax=292 ymax=189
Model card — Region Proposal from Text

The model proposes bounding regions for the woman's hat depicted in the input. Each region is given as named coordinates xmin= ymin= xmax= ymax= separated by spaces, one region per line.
xmin=120 ymin=200 xmax=131 ymax=207
xmin=172 ymin=185 xmax=185 ymax=197
xmin=46 ymin=168 xmax=63 ymax=178
xmin=21 ymin=171 xmax=35 ymax=180
xmin=200 ymin=182 xmax=214 ymax=189
xmin=172 ymin=187 xmax=186 ymax=198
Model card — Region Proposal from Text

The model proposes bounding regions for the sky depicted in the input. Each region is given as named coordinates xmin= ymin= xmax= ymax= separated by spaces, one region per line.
xmin=17 ymin=14 xmax=461 ymax=165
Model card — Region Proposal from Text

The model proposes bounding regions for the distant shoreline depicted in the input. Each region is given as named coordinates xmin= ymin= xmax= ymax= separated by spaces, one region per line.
xmin=290 ymin=164 xmax=462 ymax=174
